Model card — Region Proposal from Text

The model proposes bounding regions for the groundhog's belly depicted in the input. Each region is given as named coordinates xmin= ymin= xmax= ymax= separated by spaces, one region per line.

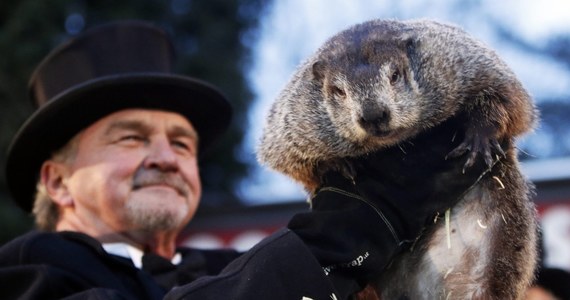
xmin=378 ymin=185 xmax=499 ymax=299
xmin=415 ymin=186 xmax=493 ymax=299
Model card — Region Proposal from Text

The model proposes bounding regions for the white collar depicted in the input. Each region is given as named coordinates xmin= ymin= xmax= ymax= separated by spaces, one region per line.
xmin=102 ymin=243 xmax=182 ymax=269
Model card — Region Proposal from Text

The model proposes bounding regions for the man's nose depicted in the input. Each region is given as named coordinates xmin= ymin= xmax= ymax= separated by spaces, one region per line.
xmin=143 ymin=137 xmax=178 ymax=171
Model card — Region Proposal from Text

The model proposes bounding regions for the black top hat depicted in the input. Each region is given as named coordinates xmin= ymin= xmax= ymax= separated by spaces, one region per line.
xmin=5 ymin=20 xmax=232 ymax=212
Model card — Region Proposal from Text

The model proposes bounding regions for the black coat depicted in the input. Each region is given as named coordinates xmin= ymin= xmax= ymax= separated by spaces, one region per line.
xmin=0 ymin=229 xmax=341 ymax=300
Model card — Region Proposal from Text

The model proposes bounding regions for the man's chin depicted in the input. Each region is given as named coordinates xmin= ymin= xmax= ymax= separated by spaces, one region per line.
xmin=124 ymin=195 xmax=192 ymax=231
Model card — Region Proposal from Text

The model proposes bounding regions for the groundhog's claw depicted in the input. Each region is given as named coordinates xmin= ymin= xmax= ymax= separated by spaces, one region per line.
xmin=446 ymin=129 xmax=505 ymax=173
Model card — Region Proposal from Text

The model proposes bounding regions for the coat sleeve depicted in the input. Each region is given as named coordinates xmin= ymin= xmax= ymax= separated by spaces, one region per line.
xmin=164 ymin=228 xmax=342 ymax=300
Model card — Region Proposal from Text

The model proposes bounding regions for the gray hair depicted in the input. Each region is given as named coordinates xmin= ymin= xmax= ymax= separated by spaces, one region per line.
xmin=33 ymin=135 xmax=79 ymax=231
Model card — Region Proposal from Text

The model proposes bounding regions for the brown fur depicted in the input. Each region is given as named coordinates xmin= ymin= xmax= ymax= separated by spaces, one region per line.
xmin=366 ymin=145 xmax=537 ymax=299
xmin=257 ymin=19 xmax=538 ymax=299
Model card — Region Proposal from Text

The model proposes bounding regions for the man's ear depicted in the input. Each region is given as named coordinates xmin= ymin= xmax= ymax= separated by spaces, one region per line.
xmin=40 ymin=161 xmax=74 ymax=207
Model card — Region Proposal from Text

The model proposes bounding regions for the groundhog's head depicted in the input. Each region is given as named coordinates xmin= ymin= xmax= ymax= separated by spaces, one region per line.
xmin=310 ymin=24 xmax=428 ymax=149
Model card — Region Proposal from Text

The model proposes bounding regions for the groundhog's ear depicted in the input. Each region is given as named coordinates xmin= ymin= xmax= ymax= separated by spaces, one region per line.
xmin=404 ymin=38 xmax=421 ymax=73
xmin=312 ymin=60 xmax=326 ymax=83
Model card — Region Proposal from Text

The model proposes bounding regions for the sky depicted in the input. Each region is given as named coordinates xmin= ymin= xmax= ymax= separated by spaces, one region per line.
xmin=238 ymin=0 xmax=570 ymax=204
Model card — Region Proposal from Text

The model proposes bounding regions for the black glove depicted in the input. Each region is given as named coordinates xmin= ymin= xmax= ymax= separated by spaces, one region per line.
xmin=289 ymin=174 xmax=402 ymax=298
xmin=288 ymin=115 xmax=497 ymax=297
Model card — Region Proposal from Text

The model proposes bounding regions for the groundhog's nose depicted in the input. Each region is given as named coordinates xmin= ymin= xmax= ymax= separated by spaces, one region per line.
xmin=359 ymin=105 xmax=391 ymax=136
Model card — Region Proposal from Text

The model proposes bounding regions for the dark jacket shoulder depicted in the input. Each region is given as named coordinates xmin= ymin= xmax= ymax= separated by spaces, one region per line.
xmin=0 ymin=231 xmax=164 ymax=300
xmin=0 ymin=230 xmax=109 ymax=266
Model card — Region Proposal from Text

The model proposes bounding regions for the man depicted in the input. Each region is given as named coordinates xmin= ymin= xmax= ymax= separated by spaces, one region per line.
xmin=0 ymin=21 xmax=484 ymax=299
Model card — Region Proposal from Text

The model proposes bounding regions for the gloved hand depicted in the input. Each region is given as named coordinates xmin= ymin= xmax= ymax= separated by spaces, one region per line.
xmin=288 ymin=115 xmax=498 ymax=297
xmin=289 ymin=173 xmax=402 ymax=298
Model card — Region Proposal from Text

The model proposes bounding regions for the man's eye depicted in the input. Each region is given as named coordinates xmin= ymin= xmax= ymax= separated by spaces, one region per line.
xmin=119 ymin=135 xmax=145 ymax=143
xmin=172 ymin=141 xmax=189 ymax=149
xmin=172 ymin=139 xmax=197 ymax=155
xmin=123 ymin=135 xmax=143 ymax=140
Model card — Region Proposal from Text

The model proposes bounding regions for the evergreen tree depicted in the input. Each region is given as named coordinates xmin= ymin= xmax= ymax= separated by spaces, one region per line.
xmin=0 ymin=0 xmax=266 ymax=244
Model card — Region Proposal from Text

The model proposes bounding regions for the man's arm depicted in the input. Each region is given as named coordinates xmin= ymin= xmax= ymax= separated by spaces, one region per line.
xmin=165 ymin=228 xmax=342 ymax=300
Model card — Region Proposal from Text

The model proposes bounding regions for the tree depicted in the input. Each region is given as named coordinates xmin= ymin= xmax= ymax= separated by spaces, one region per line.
xmin=0 ymin=0 xmax=266 ymax=244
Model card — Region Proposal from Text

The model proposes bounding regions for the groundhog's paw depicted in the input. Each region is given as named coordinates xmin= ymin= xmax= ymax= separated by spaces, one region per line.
xmin=316 ymin=158 xmax=357 ymax=184
xmin=446 ymin=128 xmax=505 ymax=172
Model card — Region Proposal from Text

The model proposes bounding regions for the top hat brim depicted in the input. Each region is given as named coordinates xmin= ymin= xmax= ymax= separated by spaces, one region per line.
xmin=6 ymin=73 xmax=232 ymax=212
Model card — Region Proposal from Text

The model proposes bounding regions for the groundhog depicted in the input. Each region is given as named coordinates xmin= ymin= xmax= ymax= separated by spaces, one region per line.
xmin=257 ymin=19 xmax=538 ymax=299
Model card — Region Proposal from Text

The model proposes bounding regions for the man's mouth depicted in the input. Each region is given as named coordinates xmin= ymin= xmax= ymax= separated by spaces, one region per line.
xmin=132 ymin=170 xmax=189 ymax=197
xmin=134 ymin=182 xmax=186 ymax=196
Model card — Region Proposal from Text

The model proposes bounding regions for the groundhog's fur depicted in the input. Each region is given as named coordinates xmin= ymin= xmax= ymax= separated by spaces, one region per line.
xmin=258 ymin=19 xmax=536 ymax=191
xmin=257 ymin=19 xmax=538 ymax=299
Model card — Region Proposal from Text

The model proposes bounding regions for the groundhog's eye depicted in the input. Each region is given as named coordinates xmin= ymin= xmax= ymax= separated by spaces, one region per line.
xmin=330 ymin=85 xmax=346 ymax=98
xmin=390 ymin=70 xmax=400 ymax=84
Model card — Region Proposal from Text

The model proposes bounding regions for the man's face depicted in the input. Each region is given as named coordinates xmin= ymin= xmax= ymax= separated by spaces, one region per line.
xmin=62 ymin=109 xmax=201 ymax=234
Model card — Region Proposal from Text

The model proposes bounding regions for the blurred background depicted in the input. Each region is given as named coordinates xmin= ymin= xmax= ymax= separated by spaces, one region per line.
xmin=1 ymin=0 xmax=570 ymax=276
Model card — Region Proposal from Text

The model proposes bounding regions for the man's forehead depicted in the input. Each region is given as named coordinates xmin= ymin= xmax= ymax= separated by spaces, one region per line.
xmin=89 ymin=108 xmax=197 ymax=136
